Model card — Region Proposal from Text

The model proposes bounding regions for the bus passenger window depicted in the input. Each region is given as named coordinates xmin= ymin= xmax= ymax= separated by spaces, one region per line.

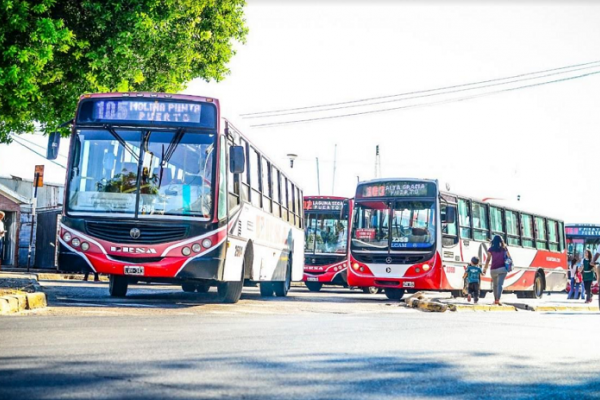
xmin=441 ymin=204 xmax=458 ymax=247
xmin=547 ymin=220 xmax=559 ymax=252
xmin=535 ymin=217 xmax=548 ymax=250
xmin=521 ymin=214 xmax=534 ymax=248
xmin=558 ymin=221 xmax=565 ymax=251
xmin=505 ymin=211 xmax=520 ymax=246
xmin=472 ymin=202 xmax=490 ymax=241
xmin=490 ymin=207 xmax=505 ymax=241
xmin=458 ymin=199 xmax=471 ymax=239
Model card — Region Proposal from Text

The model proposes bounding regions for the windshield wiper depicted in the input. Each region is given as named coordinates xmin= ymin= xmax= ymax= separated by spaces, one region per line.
xmin=102 ymin=124 xmax=139 ymax=162
xmin=158 ymin=127 xmax=186 ymax=189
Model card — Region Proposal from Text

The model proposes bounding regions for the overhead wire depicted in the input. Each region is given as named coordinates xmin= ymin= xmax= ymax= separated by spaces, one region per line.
xmin=240 ymin=59 xmax=600 ymax=118
xmin=11 ymin=134 xmax=68 ymax=159
xmin=243 ymin=63 xmax=600 ymax=119
xmin=250 ymin=69 xmax=600 ymax=128
xmin=8 ymin=137 xmax=67 ymax=169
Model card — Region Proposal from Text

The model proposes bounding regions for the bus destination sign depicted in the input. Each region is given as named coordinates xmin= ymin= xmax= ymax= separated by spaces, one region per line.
xmin=304 ymin=199 xmax=343 ymax=211
xmin=77 ymin=98 xmax=217 ymax=128
xmin=358 ymin=181 xmax=434 ymax=198
xmin=566 ymin=226 xmax=600 ymax=237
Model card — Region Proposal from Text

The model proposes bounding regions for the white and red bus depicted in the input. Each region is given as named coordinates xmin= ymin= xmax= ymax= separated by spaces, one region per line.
xmin=303 ymin=196 xmax=349 ymax=291
xmin=566 ymin=224 xmax=600 ymax=259
xmin=347 ymin=178 xmax=568 ymax=300
xmin=47 ymin=92 xmax=304 ymax=303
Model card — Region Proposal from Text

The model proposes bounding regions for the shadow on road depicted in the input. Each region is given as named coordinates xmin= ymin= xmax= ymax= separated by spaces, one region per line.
xmin=0 ymin=351 xmax=597 ymax=399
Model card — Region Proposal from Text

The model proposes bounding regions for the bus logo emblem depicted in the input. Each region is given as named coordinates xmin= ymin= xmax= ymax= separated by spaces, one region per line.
xmin=130 ymin=228 xmax=141 ymax=239
xmin=385 ymin=257 xmax=392 ymax=264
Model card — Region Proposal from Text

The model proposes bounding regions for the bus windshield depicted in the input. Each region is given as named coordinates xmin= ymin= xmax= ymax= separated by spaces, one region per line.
xmin=66 ymin=128 xmax=216 ymax=219
xmin=305 ymin=213 xmax=348 ymax=255
xmin=351 ymin=200 xmax=436 ymax=251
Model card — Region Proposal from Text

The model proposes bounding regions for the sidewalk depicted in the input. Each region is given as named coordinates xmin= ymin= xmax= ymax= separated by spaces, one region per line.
xmin=0 ymin=272 xmax=48 ymax=314
xmin=435 ymin=292 xmax=600 ymax=312
xmin=0 ymin=268 xmax=109 ymax=282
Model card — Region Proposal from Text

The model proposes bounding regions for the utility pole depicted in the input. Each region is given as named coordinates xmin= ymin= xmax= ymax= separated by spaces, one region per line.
xmin=27 ymin=165 xmax=44 ymax=272
xmin=375 ymin=145 xmax=381 ymax=178
xmin=316 ymin=157 xmax=321 ymax=195
xmin=331 ymin=144 xmax=337 ymax=194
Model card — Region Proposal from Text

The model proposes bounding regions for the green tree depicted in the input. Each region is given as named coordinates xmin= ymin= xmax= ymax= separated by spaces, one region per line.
xmin=0 ymin=0 xmax=247 ymax=143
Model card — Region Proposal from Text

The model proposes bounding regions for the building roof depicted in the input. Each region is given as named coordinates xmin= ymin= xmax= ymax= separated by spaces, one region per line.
xmin=0 ymin=182 xmax=32 ymax=205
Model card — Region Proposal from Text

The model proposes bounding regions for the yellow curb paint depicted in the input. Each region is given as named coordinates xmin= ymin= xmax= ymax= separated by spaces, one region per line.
xmin=533 ymin=306 xmax=600 ymax=312
xmin=8 ymin=295 xmax=27 ymax=312
xmin=450 ymin=304 xmax=517 ymax=312
xmin=26 ymin=292 xmax=47 ymax=310
xmin=0 ymin=296 xmax=20 ymax=314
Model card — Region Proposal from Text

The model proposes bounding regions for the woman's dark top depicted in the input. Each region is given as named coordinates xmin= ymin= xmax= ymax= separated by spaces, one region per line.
xmin=582 ymin=259 xmax=595 ymax=282
xmin=489 ymin=248 xmax=507 ymax=270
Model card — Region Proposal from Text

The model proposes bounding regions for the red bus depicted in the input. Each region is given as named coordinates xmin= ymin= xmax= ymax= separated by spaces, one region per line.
xmin=47 ymin=92 xmax=305 ymax=303
xmin=347 ymin=178 xmax=568 ymax=300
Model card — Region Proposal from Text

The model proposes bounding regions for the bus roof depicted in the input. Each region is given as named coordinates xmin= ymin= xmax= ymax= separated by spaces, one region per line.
xmin=304 ymin=196 xmax=348 ymax=201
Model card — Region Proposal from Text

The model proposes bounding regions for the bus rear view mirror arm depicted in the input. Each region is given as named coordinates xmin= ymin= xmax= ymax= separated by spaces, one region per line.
xmin=230 ymin=145 xmax=245 ymax=174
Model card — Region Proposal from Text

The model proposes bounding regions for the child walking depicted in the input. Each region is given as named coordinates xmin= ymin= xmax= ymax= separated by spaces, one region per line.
xmin=464 ymin=257 xmax=483 ymax=303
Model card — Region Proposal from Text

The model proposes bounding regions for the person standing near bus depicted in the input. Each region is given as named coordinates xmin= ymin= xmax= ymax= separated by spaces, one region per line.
xmin=568 ymin=255 xmax=580 ymax=299
xmin=582 ymin=249 xmax=596 ymax=304
xmin=483 ymin=235 xmax=510 ymax=305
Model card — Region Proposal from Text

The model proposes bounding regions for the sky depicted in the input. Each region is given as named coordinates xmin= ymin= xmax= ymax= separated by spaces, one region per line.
xmin=2 ymin=1 xmax=600 ymax=223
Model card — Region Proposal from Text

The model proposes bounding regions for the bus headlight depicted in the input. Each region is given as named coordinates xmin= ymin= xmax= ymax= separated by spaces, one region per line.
xmin=71 ymin=238 xmax=81 ymax=247
xmin=81 ymin=242 xmax=90 ymax=251
xmin=192 ymin=243 xmax=201 ymax=253
xmin=63 ymin=232 xmax=72 ymax=242
xmin=352 ymin=263 xmax=359 ymax=270
xmin=423 ymin=264 xmax=431 ymax=271
xmin=182 ymin=247 xmax=191 ymax=256
xmin=202 ymin=239 xmax=213 ymax=248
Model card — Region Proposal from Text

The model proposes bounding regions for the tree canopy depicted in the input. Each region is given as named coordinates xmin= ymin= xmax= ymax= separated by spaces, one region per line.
xmin=0 ymin=0 xmax=247 ymax=143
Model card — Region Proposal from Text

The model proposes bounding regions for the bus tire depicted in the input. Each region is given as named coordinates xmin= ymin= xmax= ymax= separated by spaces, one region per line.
xmin=217 ymin=261 xmax=245 ymax=304
xmin=274 ymin=261 xmax=292 ymax=297
xmin=196 ymin=283 xmax=211 ymax=293
xmin=305 ymin=282 xmax=323 ymax=292
xmin=533 ymin=273 xmax=545 ymax=299
xmin=363 ymin=286 xmax=381 ymax=294
xmin=259 ymin=282 xmax=274 ymax=297
xmin=109 ymin=275 xmax=128 ymax=297
xmin=385 ymin=288 xmax=405 ymax=300
xmin=182 ymin=283 xmax=196 ymax=293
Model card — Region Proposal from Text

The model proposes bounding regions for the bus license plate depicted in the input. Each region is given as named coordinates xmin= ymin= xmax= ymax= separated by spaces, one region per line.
xmin=403 ymin=281 xmax=415 ymax=288
xmin=124 ymin=266 xmax=144 ymax=276
xmin=307 ymin=277 xmax=319 ymax=282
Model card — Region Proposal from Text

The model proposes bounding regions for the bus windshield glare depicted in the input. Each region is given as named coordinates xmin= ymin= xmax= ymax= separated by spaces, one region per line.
xmin=67 ymin=128 xmax=216 ymax=219
xmin=305 ymin=213 xmax=348 ymax=255
xmin=351 ymin=200 xmax=436 ymax=251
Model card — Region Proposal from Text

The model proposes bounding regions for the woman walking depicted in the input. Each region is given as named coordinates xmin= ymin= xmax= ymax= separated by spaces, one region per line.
xmin=483 ymin=235 xmax=511 ymax=305
xmin=582 ymin=249 xmax=596 ymax=304
xmin=568 ymin=255 xmax=580 ymax=300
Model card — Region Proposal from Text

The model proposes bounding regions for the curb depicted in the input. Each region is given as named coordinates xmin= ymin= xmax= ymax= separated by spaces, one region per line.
xmin=0 ymin=292 xmax=47 ymax=314
xmin=448 ymin=304 xmax=517 ymax=312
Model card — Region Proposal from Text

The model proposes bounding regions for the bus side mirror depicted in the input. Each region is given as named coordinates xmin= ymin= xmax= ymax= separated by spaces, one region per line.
xmin=229 ymin=145 xmax=245 ymax=174
xmin=47 ymin=132 xmax=61 ymax=160
xmin=341 ymin=200 xmax=349 ymax=220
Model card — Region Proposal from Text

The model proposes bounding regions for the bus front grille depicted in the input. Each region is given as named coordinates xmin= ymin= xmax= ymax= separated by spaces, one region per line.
xmin=86 ymin=221 xmax=188 ymax=244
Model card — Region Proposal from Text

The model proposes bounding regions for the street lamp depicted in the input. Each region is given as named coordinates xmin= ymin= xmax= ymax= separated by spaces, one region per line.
xmin=287 ymin=153 xmax=298 ymax=168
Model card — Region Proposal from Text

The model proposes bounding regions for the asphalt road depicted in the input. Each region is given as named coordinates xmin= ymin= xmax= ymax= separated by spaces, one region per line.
xmin=1 ymin=281 xmax=599 ymax=399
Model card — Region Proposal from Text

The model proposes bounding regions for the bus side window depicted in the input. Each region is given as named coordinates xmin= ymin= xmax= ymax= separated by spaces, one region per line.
xmin=535 ymin=216 xmax=548 ymax=250
xmin=249 ymin=147 xmax=262 ymax=208
xmin=239 ymin=139 xmax=249 ymax=202
xmin=547 ymin=220 xmax=559 ymax=252
xmin=521 ymin=213 xmax=534 ymax=248
xmin=490 ymin=206 xmax=505 ymax=242
xmin=272 ymin=167 xmax=281 ymax=218
xmin=505 ymin=210 xmax=520 ymax=246
xmin=458 ymin=199 xmax=471 ymax=239
xmin=281 ymin=174 xmax=289 ymax=222
xmin=227 ymin=139 xmax=240 ymax=211
xmin=472 ymin=202 xmax=490 ymax=241
xmin=261 ymin=157 xmax=272 ymax=214
xmin=296 ymin=187 xmax=303 ymax=228
xmin=441 ymin=203 xmax=458 ymax=247
xmin=558 ymin=221 xmax=565 ymax=252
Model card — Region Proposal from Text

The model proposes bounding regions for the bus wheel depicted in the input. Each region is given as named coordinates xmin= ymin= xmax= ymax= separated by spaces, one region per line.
xmin=196 ymin=283 xmax=211 ymax=293
xmin=260 ymin=282 xmax=274 ymax=297
xmin=274 ymin=262 xmax=292 ymax=297
xmin=533 ymin=273 xmax=544 ymax=299
xmin=109 ymin=275 xmax=128 ymax=297
xmin=182 ymin=283 xmax=196 ymax=293
xmin=305 ymin=282 xmax=323 ymax=292
xmin=363 ymin=286 xmax=380 ymax=294
xmin=384 ymin=288 xmax=405 ymax=300
xmin=217 ymin=262 xmax=245 ymax=304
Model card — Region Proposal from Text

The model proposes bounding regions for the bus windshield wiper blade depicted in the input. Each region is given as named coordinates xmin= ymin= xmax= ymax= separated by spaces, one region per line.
xmin=158 ymin=128 xmax=186 ymax=189
xmin=102 ymin=124 xmax=139 ymax=162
